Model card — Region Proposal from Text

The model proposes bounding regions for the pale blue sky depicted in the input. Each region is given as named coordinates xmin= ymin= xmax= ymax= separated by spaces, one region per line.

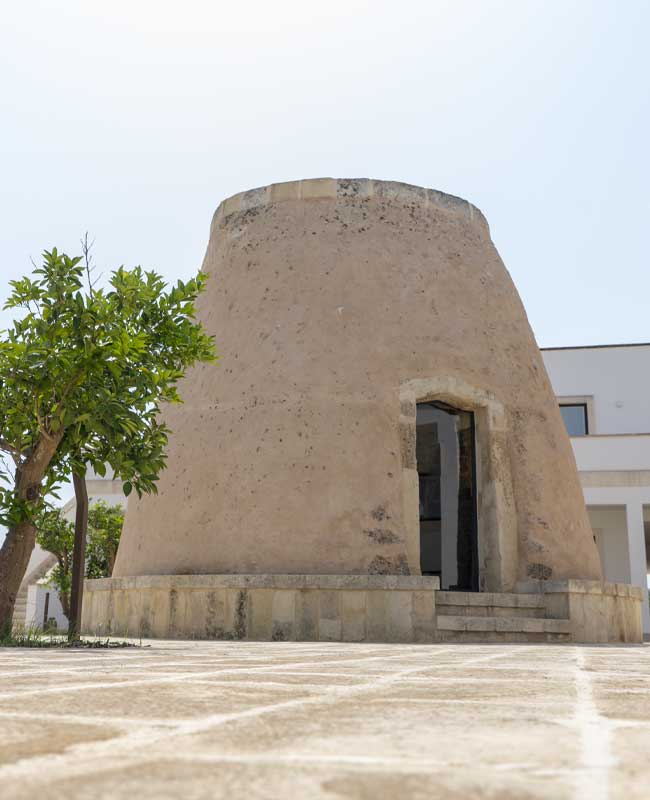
xmin=1 ymin=0 xmax=648 ymax=346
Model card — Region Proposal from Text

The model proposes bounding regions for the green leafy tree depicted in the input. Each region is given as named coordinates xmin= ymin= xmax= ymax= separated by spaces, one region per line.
xmin=86 ymin=501 xmax=124 ymax=579
xmin=35 ymin=501 xmax=124 ymax=622
xmin=0 ymin=247 xmax=216 ymax=633
xmin=35 ymin=507 xmax=75 ymax=620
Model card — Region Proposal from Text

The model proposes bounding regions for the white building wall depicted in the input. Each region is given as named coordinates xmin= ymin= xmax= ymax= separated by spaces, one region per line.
xmin=571 ymin=435 xmax=650 ymax=472
xmin=26 ymin=583 xmax=68 ymax=631
xmin=543 ymin=344 xmax=650 ymax=435
xmin=589 ymin=507 xmax=631 ymax=584
xmin=542 ymin=344 xmax=650 ymax=637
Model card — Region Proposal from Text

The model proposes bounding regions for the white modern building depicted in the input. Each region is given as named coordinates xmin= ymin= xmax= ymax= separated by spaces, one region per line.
xmin=542 ymin=343 xmax=650 ymax=637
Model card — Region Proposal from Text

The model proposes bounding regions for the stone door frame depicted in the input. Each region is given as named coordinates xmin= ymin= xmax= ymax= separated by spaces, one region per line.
xmin=399 ymin=376 xmax=518 ymax=591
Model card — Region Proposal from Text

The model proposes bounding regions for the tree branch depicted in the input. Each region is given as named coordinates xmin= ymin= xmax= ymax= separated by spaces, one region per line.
xmin=81 ymin=232 xmax=98 ymax=298
xmin=0 ymin=437 xmax=22 ymax=459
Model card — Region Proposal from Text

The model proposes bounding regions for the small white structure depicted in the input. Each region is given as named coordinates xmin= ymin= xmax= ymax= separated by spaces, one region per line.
xmin=24 ymin=581 xmax=68 ymax=632
xmin=542 ymin=343 xmax=650 ymax=637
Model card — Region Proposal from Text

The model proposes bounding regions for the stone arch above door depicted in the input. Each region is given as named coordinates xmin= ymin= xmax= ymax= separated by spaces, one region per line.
xmin=399 ymin=376 xmax=518 ymax=592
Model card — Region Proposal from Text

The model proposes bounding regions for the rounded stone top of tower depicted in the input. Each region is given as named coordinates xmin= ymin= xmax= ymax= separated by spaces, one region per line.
xmin=211 ymin=178 xmax=489 ymax=236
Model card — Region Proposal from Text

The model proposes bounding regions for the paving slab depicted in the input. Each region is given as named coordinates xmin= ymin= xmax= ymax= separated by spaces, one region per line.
xmin=0 ymin=641 xmax=648 ymax=799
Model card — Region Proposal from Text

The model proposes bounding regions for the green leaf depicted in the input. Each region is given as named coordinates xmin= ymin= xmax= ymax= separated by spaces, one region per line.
xmin=0 ymin=246 xmax=215 ymax=537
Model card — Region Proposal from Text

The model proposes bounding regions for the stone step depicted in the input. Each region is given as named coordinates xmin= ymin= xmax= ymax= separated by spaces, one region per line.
xmin=437 ymin=591 xmax=546 ymax=608
xmin=436 ymin=614 xmax=571 ymax=642
xmin=436 ymin=591 xmax=547 ymax=618
xmin=437 ymin=614 xmax=571 ymax=633
xmin=436 ymin=604 xmax=546 ymax=619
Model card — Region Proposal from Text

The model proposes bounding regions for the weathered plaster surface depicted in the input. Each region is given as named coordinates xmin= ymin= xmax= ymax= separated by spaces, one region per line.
xmin=114 ymin=178 xmax=601 ymax=588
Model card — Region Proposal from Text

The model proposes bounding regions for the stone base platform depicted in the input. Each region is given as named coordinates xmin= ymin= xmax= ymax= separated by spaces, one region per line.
xmin=81 ymin=575 xmax=644 ymax=644
xmin=81 ymin=574 xmax=441 ymax=643
xmin=516 ymin=579 xmax=644 ymax=644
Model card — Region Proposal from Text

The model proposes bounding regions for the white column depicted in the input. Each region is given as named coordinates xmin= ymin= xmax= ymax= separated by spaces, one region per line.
xmin=625 ymin=502 xmax=650 ymax=636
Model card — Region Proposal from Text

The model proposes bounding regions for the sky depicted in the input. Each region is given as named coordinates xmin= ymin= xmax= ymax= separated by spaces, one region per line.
xmin=1 ymin=0 xmax=649 ymax=348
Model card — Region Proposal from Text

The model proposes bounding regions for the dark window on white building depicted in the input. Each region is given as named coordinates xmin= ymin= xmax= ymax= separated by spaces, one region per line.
xmin=559 ymin=403 xmax=589 ymax=436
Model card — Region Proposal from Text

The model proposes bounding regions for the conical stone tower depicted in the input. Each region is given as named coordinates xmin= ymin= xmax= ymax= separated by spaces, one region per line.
xmin=82 ymin=179 xmax=643 ymax=644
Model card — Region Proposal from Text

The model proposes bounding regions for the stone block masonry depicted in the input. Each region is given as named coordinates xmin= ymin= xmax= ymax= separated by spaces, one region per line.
xmin=81 ymin=574 xmax=441 ymax=644
xmin=81 ymin=576 xmax=643 ymax=643
xmin=517 ymin=579 xmax=644 ymax=643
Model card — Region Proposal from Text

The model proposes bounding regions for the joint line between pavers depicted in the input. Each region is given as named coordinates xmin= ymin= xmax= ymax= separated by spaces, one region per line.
xmin=571 ymin=648 xmax=615 ymax=800
xmin=0 ymin=649 xmax=484 ymax=701
xmin=0 ymin=649 xmax=515 ymax=784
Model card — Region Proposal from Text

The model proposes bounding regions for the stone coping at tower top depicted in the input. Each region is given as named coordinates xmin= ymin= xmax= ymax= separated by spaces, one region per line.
xmin=211 ymin=178 xmax=489 ymax=235
xmin=85 ymin=573 xmax=441 ymax=592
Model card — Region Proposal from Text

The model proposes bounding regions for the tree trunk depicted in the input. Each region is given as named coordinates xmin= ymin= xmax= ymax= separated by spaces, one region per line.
xmin=58 ymin=589 xmax=71 ymax=622
xmin=0 ymin=432 xmax=63 ymax=634
xmin=0 ymin=519 xmax=38 ymax=634
xmin=68 ymin=470 xmax=88 ymax=641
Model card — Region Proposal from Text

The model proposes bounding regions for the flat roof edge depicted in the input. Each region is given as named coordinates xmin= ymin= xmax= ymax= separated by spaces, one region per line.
xmin=541 ymin=342 xmax=650 ymax=351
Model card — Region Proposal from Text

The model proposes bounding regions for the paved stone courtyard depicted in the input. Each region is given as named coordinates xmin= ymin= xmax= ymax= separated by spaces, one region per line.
xmin=0 ymin=641 xmax=648 ymax=799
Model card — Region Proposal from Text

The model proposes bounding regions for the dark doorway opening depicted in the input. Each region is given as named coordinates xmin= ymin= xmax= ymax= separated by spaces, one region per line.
xmin=416 ymin=402 xmax=479 ymax=591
